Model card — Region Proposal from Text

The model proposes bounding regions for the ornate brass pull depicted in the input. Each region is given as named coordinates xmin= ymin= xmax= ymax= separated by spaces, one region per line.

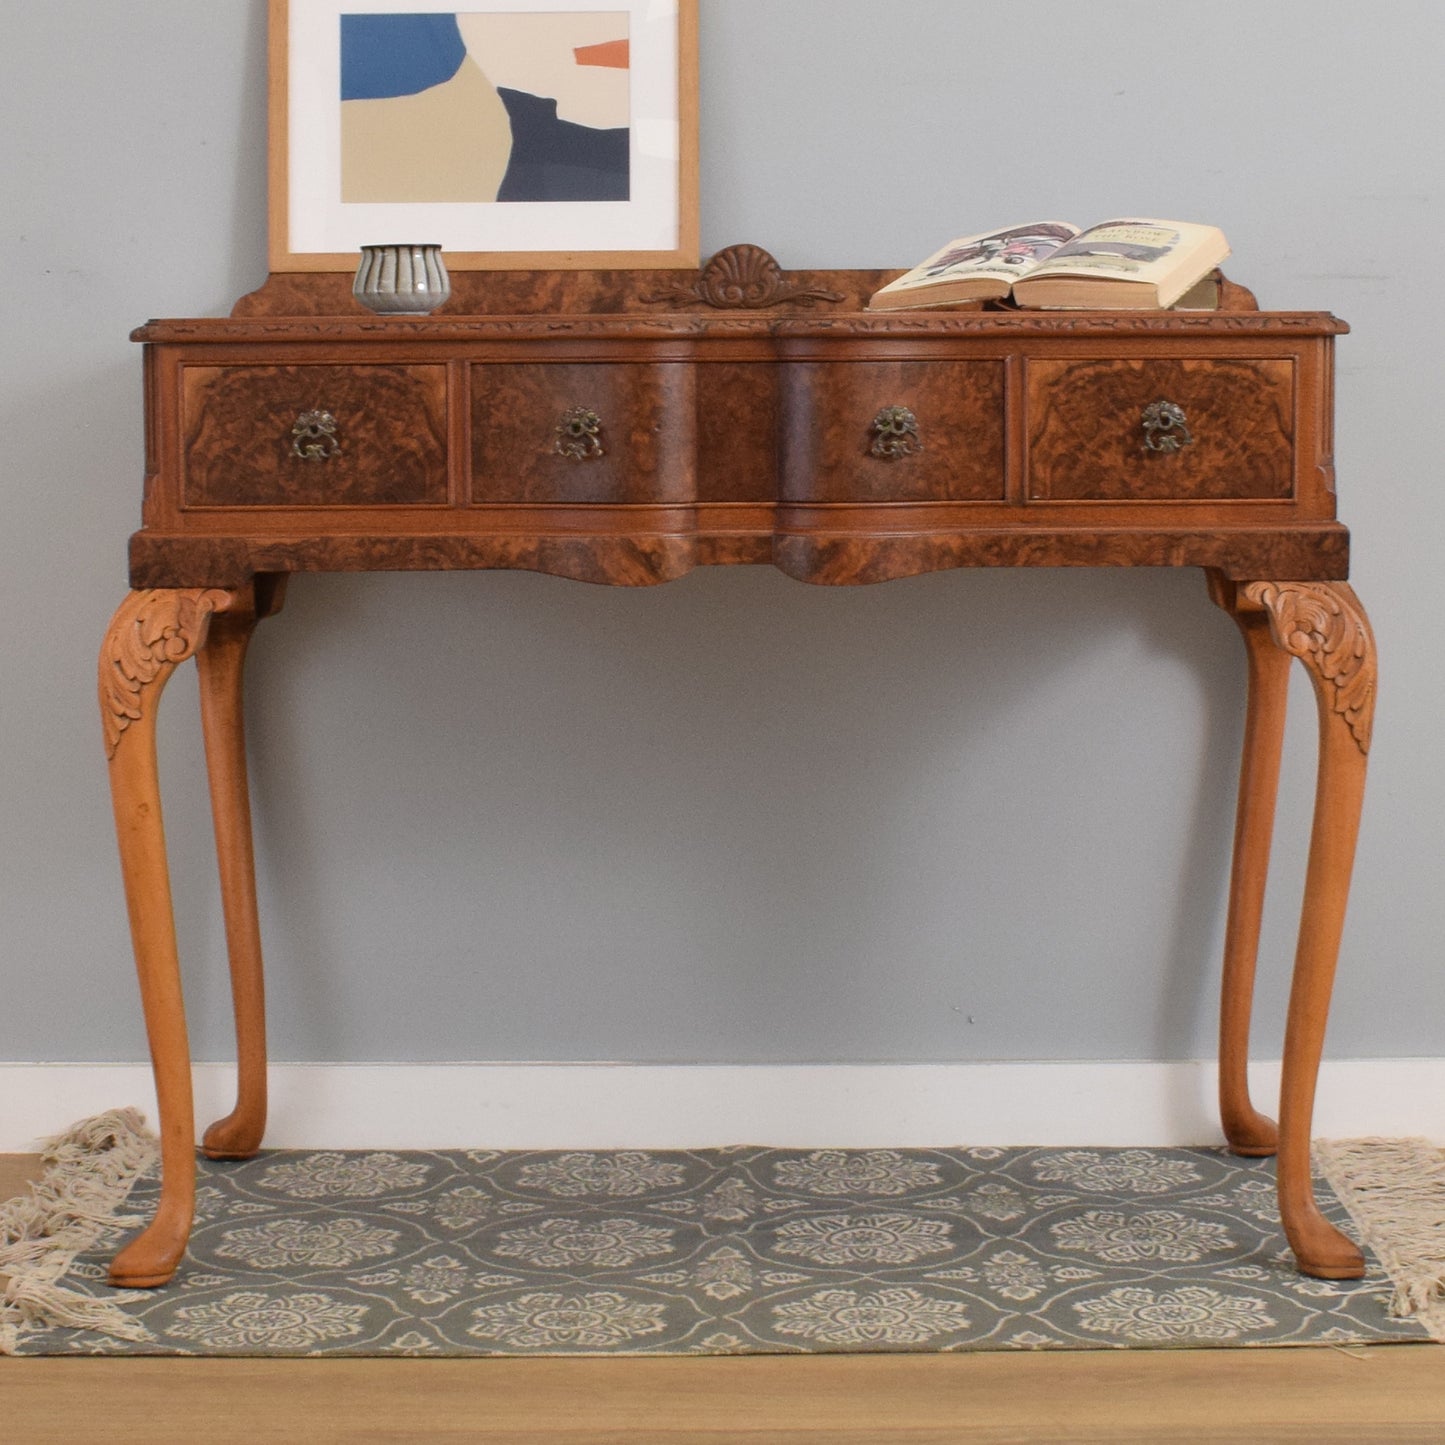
xmin=1141 ymin=399 xmax=1194 ymax=454
xmin=291 ymin=410 xmax=340 ymax=461
xmin=556 ymin=407 xmax=604 ymax=460
xmin=871 ymin=406 xmax=921 ymax=460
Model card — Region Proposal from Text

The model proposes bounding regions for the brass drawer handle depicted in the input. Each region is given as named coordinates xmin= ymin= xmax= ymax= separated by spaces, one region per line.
xmin=556 ymin=407 xmax=605 ymax=460
xmin=1141 ymin=399 xmax=1194 ymax=453
xmin=291 ymin=410 xmax=341 ymax=461
xmin=871 ymin=405 xmax=921 ymax=460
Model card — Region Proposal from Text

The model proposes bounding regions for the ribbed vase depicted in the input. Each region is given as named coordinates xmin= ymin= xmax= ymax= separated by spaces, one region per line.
xmin=353 ymin=244 xmax=451 ymax=315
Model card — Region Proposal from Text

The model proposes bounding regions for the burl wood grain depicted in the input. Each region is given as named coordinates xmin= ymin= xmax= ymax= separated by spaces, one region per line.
xmin=773 ymin=527 xmax=1349 ymax=586
xmin=783 ymin=361 xmax=1006 ymax=503
xmin=132 ymin=254 xmax=1351 ymax=592
xmin=227 ymin=251 xmax=1258 ymax=322
xmin=471 ymin=363 xmax=695 ymax=505
xmin=181 ymin=364 xmax=448 ymax=507
xmin=231 ymin=253 xmax=893 ymax=318
xmin=132 ymin=532 xmax=698 ymax=589
xmin=128 ymin=525 xmax=1350 ymax=591
xmin=696 ymin=362 xmax=781 ymax=503
xmin=1027 ymin=359 xmax=1295 ymax=501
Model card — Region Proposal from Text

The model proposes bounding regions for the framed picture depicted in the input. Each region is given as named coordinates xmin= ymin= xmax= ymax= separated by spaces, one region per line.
xmin=268 ymin=0 xmax=698 ymax=271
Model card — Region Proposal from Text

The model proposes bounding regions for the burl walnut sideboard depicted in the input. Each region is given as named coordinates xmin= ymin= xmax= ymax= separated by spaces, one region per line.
xmin=100 ymin=245 xmax=1374 ymax=1287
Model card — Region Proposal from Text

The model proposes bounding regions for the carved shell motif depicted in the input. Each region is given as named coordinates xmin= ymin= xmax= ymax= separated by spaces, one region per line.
xmin=643 ymin=244 xmax=845 ymax=310
xmin=1242 ymin=581 xmax=1376 ymax=754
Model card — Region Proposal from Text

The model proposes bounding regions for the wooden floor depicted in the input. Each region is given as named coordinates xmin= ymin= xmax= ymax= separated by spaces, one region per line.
xmin=4 ymin=1154 xmax=1443 ymax=1444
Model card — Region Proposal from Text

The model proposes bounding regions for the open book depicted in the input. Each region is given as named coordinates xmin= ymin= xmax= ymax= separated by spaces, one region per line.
xmin=867 ymin=219 xmax=1231 ymax=311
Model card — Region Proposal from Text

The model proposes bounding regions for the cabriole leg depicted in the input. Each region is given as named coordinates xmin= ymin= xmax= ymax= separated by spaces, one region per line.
xmin=1207 ymin=572 xmax=1288 ymax=1156
xmin=100 ymin=587 xmax=237 ymax=1287
xmin=198 ymin=577 xmax=285 ymax=1161
xmin=1240 ymin=580 xmax=1376 ymax=1279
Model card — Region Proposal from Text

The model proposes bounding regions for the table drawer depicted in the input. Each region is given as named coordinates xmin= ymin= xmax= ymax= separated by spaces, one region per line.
xmin=782 ymin=361 xmax=1006 ymax=502
xmin=471 ymin=362 xmax=694 ymax=504
xmin=1026 ymin=358 xmax=1295 ymax=502
xmin=180 ymin=364 xmax=449 ymax=507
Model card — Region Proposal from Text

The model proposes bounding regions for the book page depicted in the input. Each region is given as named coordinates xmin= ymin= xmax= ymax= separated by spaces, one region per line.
xmin=1024 ymin=220 xmax=1221 ymax=284
xmin=882 ymin=221 xmax=1080 ymax=293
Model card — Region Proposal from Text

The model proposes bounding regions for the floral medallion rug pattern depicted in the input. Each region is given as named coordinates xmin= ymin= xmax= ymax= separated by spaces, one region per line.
xmin=11 ymin=1145 xmax=1433 ymax=1356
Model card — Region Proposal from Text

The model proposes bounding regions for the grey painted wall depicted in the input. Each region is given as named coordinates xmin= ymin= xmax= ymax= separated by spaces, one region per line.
xmin=3 ymin=1 xmax=1441 ymax=1065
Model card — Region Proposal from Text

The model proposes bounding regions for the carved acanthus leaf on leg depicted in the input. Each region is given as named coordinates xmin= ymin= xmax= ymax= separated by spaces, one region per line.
xmin=101 ymin=589 xmax=236 ymax=759
xmin=1240 ymin=581 xmax=1376 ymax=754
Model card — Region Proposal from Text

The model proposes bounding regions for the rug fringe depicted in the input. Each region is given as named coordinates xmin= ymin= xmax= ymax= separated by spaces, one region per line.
xmin=1315 ymin=1136 xmax=1445 ymax=1341
xmin=0 ymin=1108 xmax=159 ymax=1354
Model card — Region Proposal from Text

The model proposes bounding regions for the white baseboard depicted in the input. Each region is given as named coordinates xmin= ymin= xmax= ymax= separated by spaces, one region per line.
xmin=1 ymin=1061 xmax=1442 ymax=1153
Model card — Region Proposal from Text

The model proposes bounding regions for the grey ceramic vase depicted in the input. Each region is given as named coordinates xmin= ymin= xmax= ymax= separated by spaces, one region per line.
xmin=353 ymin=244 xmax=451 ymax=315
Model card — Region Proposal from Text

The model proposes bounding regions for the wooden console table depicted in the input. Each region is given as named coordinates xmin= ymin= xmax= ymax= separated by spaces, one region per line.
xmin=100 ymin=245 xmax=1375 ymax=1288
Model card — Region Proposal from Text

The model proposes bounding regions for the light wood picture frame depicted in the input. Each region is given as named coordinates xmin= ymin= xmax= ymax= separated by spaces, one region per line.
xmin=268 ymin=0 xmax=698 ymax=271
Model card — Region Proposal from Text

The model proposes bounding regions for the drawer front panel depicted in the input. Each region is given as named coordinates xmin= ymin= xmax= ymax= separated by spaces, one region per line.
xmin=783 ymin=361 xmax=1006 ymax=503
xmin=1027 ymin=358 xmax=1295 ymax=501
xmin=471 ymin=362 xmax=694 ymax=504
xmin=181 ymin=364 xmax=448 ymax=507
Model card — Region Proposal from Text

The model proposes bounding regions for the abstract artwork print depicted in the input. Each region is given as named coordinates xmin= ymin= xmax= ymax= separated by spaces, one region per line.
xmin=339 ymin=12 xmax=631 ymax=205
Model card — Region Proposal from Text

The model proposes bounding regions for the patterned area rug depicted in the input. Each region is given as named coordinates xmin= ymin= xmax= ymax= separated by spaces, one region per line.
xmin=5 ymin=1115 xmax=1443 ymax=1357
